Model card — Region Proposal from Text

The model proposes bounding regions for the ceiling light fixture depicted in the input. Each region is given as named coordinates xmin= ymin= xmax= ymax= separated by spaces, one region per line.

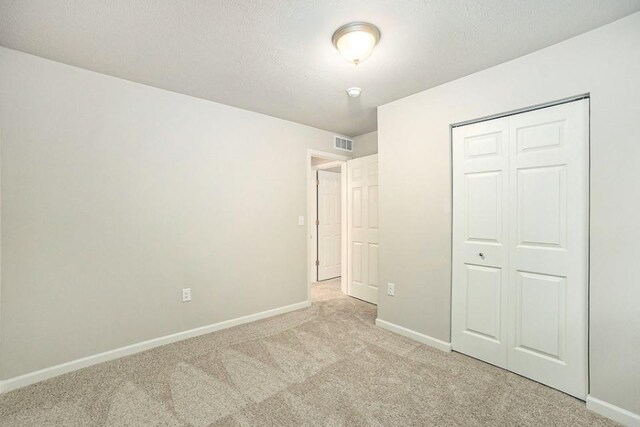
xmin=346 ymin=87 xmax=362 ymax=98
xmin=332 ymin=22 xmax=381 ymax=65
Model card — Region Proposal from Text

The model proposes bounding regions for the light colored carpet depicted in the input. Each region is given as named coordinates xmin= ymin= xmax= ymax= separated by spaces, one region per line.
xmin=0 ymin=279 xmax=616 ymax=426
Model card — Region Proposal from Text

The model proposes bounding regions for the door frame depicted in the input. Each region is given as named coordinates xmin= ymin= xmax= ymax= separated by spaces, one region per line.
xmin=307 ymin=149 xmax=350 ymax=302
xmin=448 ymin=93 xmax=591 ymax=391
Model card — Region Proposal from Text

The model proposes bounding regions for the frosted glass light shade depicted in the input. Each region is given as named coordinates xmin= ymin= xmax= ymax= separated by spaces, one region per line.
xmin=332 ymin=22 xmax=380 ymax=64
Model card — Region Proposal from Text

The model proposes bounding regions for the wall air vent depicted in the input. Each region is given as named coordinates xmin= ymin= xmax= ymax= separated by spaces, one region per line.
xmin=334 ymin=136 xmax=353 ymax=152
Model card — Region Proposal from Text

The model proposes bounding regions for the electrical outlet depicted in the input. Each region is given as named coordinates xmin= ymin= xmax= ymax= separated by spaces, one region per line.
xmin=182 ymin=288 xmax=191 ymax=302
xmin=298 ymin=215 xmax=305 ymax=226
xmin=387 ymin=283 xmax=395 ymax=296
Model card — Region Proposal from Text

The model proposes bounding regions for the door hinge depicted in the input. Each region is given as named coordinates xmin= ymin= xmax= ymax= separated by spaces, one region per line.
xmin=315 ymin=260 xmax=319 ymax=266
xmin=316 ymin=179 xmax=319 ymax=186
xmin=315 ymin=219 xmax=320 ymax=226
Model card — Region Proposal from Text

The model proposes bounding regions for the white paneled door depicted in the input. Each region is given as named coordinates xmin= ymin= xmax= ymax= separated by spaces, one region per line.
xmin=452 ymin=117 xmax=510 ymax=369
xmin=317 ymin=170 xmax=341 ymax=281
xmin=452 ymin=99 xmax=589 ymax=399
xmin=348 ymin=154 xmax=379 ymax=304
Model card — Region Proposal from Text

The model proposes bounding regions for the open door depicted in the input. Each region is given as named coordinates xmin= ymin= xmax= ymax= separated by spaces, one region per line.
xmin=347 ymin=154 xmax=379 ymax=304
xmin=317 ymin=170 xmax=341 ymax=281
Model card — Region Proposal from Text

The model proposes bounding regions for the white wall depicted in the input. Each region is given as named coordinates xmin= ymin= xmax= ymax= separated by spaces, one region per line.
xmin=377 ymin=12 xmax=640 ymax=416
xmin=352 ymin=131 xmax=378 ymax=158
xmin=0 ymin=47 xmax=345 ymax=379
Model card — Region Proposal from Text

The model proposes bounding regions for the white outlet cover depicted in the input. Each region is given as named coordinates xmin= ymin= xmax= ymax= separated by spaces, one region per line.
xmin=387 ymin=283 xmax=395 ymax=296
xmin=182 ymin=288 xmax=191 ymax=302
xmin=298 ymin=215 xmax=305 ymax=226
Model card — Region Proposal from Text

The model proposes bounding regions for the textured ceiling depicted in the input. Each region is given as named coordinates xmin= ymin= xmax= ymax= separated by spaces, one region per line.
xmin=1 ymin=1 xmax=640 ymax=136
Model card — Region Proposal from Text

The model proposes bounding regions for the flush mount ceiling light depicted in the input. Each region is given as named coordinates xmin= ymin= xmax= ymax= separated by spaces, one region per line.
xmin=346 ymin=87 xmax=362 ymax=97
xmin=332 ymin=22 xmax=381 ymax=65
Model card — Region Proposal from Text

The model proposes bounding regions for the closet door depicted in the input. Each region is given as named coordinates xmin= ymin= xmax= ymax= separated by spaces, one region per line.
xmin=507 ymin=100 xmax=589 ymax=398
xmin=452 ymin=117 xmax=510 ymax=368
xmin=452 ymin=99 xmax=589 ymax=399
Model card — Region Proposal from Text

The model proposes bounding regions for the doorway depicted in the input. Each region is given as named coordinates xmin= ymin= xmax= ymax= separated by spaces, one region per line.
xmin=307 ymin=150 xmax=349 ymax=301
xmin=451 ymin=98 xmax=589 ymax=398
xmin=306 ymin=150 xmax=380 ymax=306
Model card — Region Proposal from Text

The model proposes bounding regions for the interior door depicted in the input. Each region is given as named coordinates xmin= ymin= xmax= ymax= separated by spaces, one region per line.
xmin=452 ymin=99 xmax=589 ymax=399
xmin=347 ymin=154 xmax=379 ymax=304
xmin=506 ymin=100 xmax=589 ymax=398
xmin=317 ymin=170 xmax=341 ymax=281
xmin=452 ymin=117 xmax=510 ymax=368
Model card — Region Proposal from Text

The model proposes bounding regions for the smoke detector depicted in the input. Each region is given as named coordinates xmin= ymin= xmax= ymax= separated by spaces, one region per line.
xmin=346 ymin=87 xmax=362 ymax=98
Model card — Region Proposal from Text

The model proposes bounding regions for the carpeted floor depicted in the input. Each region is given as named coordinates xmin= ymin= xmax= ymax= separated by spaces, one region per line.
xmin=0 ymin=279 xmax=616 ymax=426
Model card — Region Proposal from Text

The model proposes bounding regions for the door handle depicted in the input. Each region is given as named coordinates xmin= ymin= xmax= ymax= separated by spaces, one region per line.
xmin=478 ymin=253 xmax=485 ymax=259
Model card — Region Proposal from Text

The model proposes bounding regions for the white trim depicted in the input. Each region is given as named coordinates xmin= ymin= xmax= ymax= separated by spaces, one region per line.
xmin=313 ymin=160 xmax=344 ymax=171
xmin=586 ymin=395 xmax=640 ymax=426
xmin=0 ymin=300 xmax=310 ymax=394
xmin=307 ymin=149 xmax=351 ymax=162
xmin=375 ymin=318 xmax=452 ymax=353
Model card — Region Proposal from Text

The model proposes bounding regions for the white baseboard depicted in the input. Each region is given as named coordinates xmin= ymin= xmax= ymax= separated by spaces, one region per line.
xmin=374 ymin=320 xmax=639 ymax=426
xmin=0 ymin=300 xmax=311 ymax=394
xmin=587 ymin=395 xmax=640 ymax=426
xmin=375 ymin=318 xmax=452 ymax=353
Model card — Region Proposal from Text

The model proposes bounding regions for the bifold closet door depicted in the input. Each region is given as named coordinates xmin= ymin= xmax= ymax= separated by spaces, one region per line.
xmin=347 ymin=154 xmax=379 ymax=304
xmin=452 ymin=99 xmax=589 ymax=399
xmin=506 ymin=100 xmax=589 ymax=398
xmin=452 ymin=117 xmax=510 ymax=369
